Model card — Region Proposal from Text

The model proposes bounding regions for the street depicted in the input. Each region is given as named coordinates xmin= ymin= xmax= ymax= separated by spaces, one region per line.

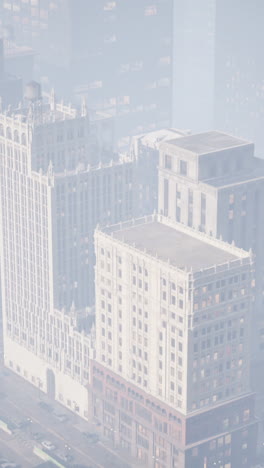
xmin=0 ymin=365 xmax=133 ymax=468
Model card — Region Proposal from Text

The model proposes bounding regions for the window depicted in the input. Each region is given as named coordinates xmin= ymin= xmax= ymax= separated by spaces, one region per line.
xmin=6 ymin=127 xmax=12 ymax=140
xmin=145 ymin=5 xmax=157 ymax=16
xmin=163 ymin=179 xmax=169 ymax=216
xmin=14 ymin=130 xmax=20 ymax=143
xmin=164 ymin=154 xmax=172 ymax=170
xmin=104 ymin=2 xmax=116 ymax=11
xmin=180 ymin=160 xmax=187 ymax=176
xmin=223 ymin=418 xmax=229 ymax=429
xmin=243 ymin=409 xmax=250 ymax=422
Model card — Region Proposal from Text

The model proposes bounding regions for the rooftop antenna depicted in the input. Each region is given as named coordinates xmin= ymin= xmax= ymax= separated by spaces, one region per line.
xmin=81 ymin=96 xmax=88 ymax=117
xmin=50 ymin=88 xmax=56 ymax=112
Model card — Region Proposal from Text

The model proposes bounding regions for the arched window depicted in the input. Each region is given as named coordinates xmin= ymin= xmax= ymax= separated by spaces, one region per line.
xmin=14 ymin=130 xmax=20 ymax=143
xmin=0 ymin=124 xmax=4 ymax=136
xmin=21 ymin=133 xmax=27 ymax=146
xmin=6 ymin=127 xmax=12 ymax=140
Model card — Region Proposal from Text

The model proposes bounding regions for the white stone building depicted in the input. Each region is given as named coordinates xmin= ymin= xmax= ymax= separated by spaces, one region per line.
xmin=0 ymin=87 xmax=135 ymax=417
xmin=158 ymin=130 xmax=264 ymax=363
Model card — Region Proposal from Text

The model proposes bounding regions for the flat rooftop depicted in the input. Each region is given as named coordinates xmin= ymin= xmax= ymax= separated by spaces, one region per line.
xmin=168 ymin=131 xmax=251 ymax=155
xmin=113 ymin=221 xmax=239 ymax=271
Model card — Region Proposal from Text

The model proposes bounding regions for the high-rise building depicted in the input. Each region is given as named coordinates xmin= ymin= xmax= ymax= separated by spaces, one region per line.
xmin=158 ymin=130 xmax=264 ymax=369
xmin=91 ymin=214 xmax=257 ymax=467
xmin=214 ymin=0 xmax=264 ymax=157
xmin=130 ymin=128 xmax=189 ymax=215
xmin=172 ymin=0 xmax=216 ymax=132
xmin=3 ymin=38 xmax=35 ymax=85
xmin=0 ymin=38 xmax=22 ymax=108
xmin=0 ymin=0 xmax=173 ymax=146
xmin=0 ymin=86 xmax=138 ymax=415
xmin=172 ymin=1 xmax=264 ymax=155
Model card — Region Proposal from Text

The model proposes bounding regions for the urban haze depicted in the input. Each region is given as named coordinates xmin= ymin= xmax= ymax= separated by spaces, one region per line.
xmin=0 ymin=2 xmax=263 ymax=468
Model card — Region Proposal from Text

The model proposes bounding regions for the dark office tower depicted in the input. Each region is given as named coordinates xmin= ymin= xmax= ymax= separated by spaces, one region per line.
xmin=0 ymin=39 xmax=4 ymax=78
xmin=69 ymin=0 xmax=173 ymax=145
xmin=214 ymin=0 xmax=264 ymax=156
xmin=0 ymin=0 xmax=173 ymax=146
xmin=173 ymin=0 xmax=216 ymax=132
xmin=0 ymin=38 xmax=22 ymax=108
xmin=172 ymin=0 xmax=264 ymax=155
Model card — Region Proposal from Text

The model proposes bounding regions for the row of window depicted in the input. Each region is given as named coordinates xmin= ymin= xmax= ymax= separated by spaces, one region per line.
xmin=0 ymin=125 xmax=27 ymax=145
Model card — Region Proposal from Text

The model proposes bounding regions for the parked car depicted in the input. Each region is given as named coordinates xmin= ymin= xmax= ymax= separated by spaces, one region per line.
xmin=57 ymin=452 xmax=74 ymax=463
xmin=38 ymin=401 xmax=53 ymax=413
xmin=82 ymin=432 xmax=99 ymax=444
xmin=41 ymin=440 xmax=56 ymax=451
xmin=54 ymin=413 xmax=68 ymax=423
xmin=32 ymin=432 xmax=44 ymax=441
xmin=18 ymin=418 xmax=32 ymax=429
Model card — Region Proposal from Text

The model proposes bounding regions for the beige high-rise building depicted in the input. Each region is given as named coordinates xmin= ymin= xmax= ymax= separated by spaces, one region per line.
xmin=91 ymin=214 xmax=257 ymax=467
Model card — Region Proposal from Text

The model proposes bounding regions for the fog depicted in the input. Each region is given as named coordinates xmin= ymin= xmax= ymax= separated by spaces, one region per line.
xmin=0 ymin=2 xmax=263 ymax=468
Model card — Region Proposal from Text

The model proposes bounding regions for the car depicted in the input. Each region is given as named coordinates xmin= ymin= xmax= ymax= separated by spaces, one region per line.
xmin=32 ymin=431 xmax=44 ymax=441
xmin=82 ymin=432 xmax=99 ymax=444
xmin=38 ymin=401 xmax=53 ymax=413
xmin=41 ymin=440 xmax=56 ymax=451
xmin=57 ymin=452 xmax=74 ymax=463
xmin=54 ymin=413 xmax=68 ymax=423
xmin=18 ymin=418 xmax=32 ymax=429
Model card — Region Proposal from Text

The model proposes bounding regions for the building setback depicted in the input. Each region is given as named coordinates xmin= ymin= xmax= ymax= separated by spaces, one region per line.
xmin=91 ymin=214 xmax=257 ymax=468
xmin=158 ymin=130 xmax=264 ymax=366
xmin=130 ymin=128 xmax=189 ymax=216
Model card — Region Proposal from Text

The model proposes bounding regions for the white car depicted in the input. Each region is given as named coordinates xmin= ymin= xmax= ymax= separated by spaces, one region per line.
xmin=41 ymin=440 xmax=56 ymax=451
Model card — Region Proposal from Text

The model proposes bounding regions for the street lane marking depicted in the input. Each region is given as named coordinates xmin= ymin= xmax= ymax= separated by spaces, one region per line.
xmin=0 ymin=433 xmax=36 ymax=466
xmin=5 ymin=397 xmax=104 ymax=468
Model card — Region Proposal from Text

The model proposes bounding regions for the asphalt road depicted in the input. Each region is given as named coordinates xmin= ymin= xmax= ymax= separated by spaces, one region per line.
xmin=0 ymin=366 xmax=134 ymax=468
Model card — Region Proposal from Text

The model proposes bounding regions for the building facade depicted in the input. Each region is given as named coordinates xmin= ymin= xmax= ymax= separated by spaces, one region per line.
xmin=0 ymin=88 xmax=139 ymax=416
xmin=91 ymin=214 xmax=257 ymax=467
xmin=214 ymin=0 xmax=264 ymax=157
xmin=0 ymin=38 xmax=22 ymax=109
xmin=0 ymin=0 xmax=173 ymax=146
xmin=130 ymin=128 xmax=189 ymax=216
xmin=158 ymin=131 xmax=264 ymax=364
xmin=172 ymin=1 xmax=264 ymax=156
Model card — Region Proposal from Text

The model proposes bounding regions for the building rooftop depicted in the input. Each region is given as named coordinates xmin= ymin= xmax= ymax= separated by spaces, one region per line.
xmin=168 ymin=131 xmax=251 ymax=155
xmin=132 ymin=128 xmax=189 ymax=151
xmin=113 ymin=220 xmax=241 ymax=271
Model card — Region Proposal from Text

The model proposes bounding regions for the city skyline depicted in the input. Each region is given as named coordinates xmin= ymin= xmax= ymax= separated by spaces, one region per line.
xmin=0 ymin=3 xmax=263 ymax=468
